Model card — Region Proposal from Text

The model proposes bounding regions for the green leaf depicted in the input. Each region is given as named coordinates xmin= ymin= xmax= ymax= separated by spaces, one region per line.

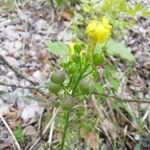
xmin=81 ymin=3 xmax=92 ymax=13
xmin=14 ymin=125 xmax=26 ymax=143
xmin=127 ymin=8 xmax=136 ymax=15
xmin=74 ymin=12 xmax=85 ymax=23
xmin=55 ymin=0 xmax=65 ymax=6
xmin=142 ymin=9 xmax=150 ymax=17
xmin=126 ymin=3 xmax=143 ymax=15
xmin=119 ymin=0 xmax=126 ymax=11
xmin=135 ymin=3 xmax=143 ymax=12
xmin=104 ymin=65 xmax=123 ymax=90
xmin=95 ymin=83 xmax=104 ymax=94
xmin=46 ymin=41 xmax=69 ymax=57
xmin=106 ymin=39 xmax=135 ymax=62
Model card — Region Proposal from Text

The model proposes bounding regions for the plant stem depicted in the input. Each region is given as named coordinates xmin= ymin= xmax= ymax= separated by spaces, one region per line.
xmin=61 ymin=109 xmax=70 ymax=149
xmin=61 ymin=84 xmax=70 ymax=95
xmin=87 ymin=39 xmax=96 ymax=53
xmin=67 ymin=75 xmax=73 ymax=88
xmin=81 ymin=69 xmax=93 ymax=79
xmin=61 ymin=65 xmax=89 ymax=149
xmin=71 ymin=64 xmax=89 ymax=96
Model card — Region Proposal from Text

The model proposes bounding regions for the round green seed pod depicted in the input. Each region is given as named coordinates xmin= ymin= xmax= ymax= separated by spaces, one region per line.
xmin=48 ymin=82 xmax=61 ymax=94
xmin=79 ymin=79 xmax=90 ymax=95
xmin=61 ymin=96 xmax=73 ymax=110
xmin=93 ymin=54 xmax=105 ymax=66
xmin=51 ymin=70 xmax=66 ymax=84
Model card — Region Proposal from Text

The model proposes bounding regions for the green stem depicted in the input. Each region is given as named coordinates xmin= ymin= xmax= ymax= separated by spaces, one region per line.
xmin=61 ymin=84 xmax=70 ymax=95
xmin=87 ymin=39 xmax=97 ymax=53
xmin=61 ymin=109 xmax=70 ymax=149
xmin=71 ymin=64 xmax=89 ymax=96
xmin=61 ymin=65 xmax=89 ymax=149
xmin=67 ymin=75 xmax=73 ymax=88
xmin=81 ymin=69 xmax=93 ymax=79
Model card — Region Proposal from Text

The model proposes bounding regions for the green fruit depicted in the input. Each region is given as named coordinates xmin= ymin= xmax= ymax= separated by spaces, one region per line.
xmin=51 ymin=70 xmax=66 ymax=84
xmin=79 ymin=80 xmax=90 ymax=95
xmin=92 ymin=70 xmax=99 ymax=80
xmin=79 ymin=78 xmax=95 ymax=95
xmin=48 ymin=83 xmax=61 ymax=94
xmin=93 ymin=54 xmax=105 ymax=66
xmin=62 ymin=96 xmax=73 ymax=110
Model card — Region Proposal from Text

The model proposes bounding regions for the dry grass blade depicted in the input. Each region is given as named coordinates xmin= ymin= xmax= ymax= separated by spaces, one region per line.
xmin=91 ymin=94 xmax=104 ymax=119
xmin=142 ymin=105 xmax=150 ymax=122
xmin=0 ymin=54 xmax=38 ymax=86
xmin=0 ymin=81 xmax=50 ymax=102
xmin=29 ymin=107 xmax=60 ymax=150
xmin=48 ymin=107 xmax=56 ymax=147
xmin=0 ymin=114 xmax=21 ymax=150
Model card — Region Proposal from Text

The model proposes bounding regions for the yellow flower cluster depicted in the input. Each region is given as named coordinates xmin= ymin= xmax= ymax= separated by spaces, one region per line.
xmin=86 ymin=16 xmax=112 ymax=43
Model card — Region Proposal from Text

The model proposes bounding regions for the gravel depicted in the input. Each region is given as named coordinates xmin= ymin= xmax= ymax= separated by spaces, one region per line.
xmin=0 ymin=0 xmax=149 ymax=148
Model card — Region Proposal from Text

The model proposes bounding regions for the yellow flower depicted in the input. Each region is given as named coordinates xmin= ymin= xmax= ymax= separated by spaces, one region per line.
xmin=86 ymin=16 xmax=112 ymax=43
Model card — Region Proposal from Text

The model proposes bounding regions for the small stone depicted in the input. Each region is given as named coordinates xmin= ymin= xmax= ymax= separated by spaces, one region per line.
xmin=14 ymin=41 xmax=22 ymax=51
xmin=5 ymin=56 xmax=19 ymax=67
xmin=21 ymin=103 xmax=44 ymax=122
xmin=7 ymin=71 xmax=15 ymax=78
xmin=0 ymin=85 xmax=10 ymax=93
xmin=0 ymin=19 xmax=11 ymax=28
xmin=24 ymin=126 xmax=37 ymax=137
xmin=4 ymin=26 xmax=21 ymax=41
xmin=0 ymin=104 xmax=10 ymax=116
xmin=35 ymin=19 xmax=48 ymax=33
xmin=32 ymin=34 xmax=42 ymax=41
xmin=3 ymin=41 xmax=15 ymax=51
xmin=33 ymin=70 xmax=44 ymax=84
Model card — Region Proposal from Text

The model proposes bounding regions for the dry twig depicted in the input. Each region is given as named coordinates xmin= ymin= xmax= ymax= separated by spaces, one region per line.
xmin=0 ymin=55 xmax=38 ymax=85
xmin=0 ymin=81 xmax=50 ymax=102
xmin=99 ymin=93 xmax=150 ymax=104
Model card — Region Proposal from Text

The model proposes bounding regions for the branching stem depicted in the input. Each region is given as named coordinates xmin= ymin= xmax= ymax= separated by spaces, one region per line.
xmin=61 ymin=64 xmax=89 ymax=149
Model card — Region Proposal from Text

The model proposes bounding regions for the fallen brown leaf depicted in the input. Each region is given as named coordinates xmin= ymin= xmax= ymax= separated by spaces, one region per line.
xmin=101 ymin=119 xmax=118 ymax=140
xmin=0 ymin=143 xmax=12 ymax=150
xmin=61 ymin=8 xmax=73 ymax=20
xmin=86 ymin=132 xmax=98 ymax=150
xmin=143 ymin=62 xmax=150 ymax=70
